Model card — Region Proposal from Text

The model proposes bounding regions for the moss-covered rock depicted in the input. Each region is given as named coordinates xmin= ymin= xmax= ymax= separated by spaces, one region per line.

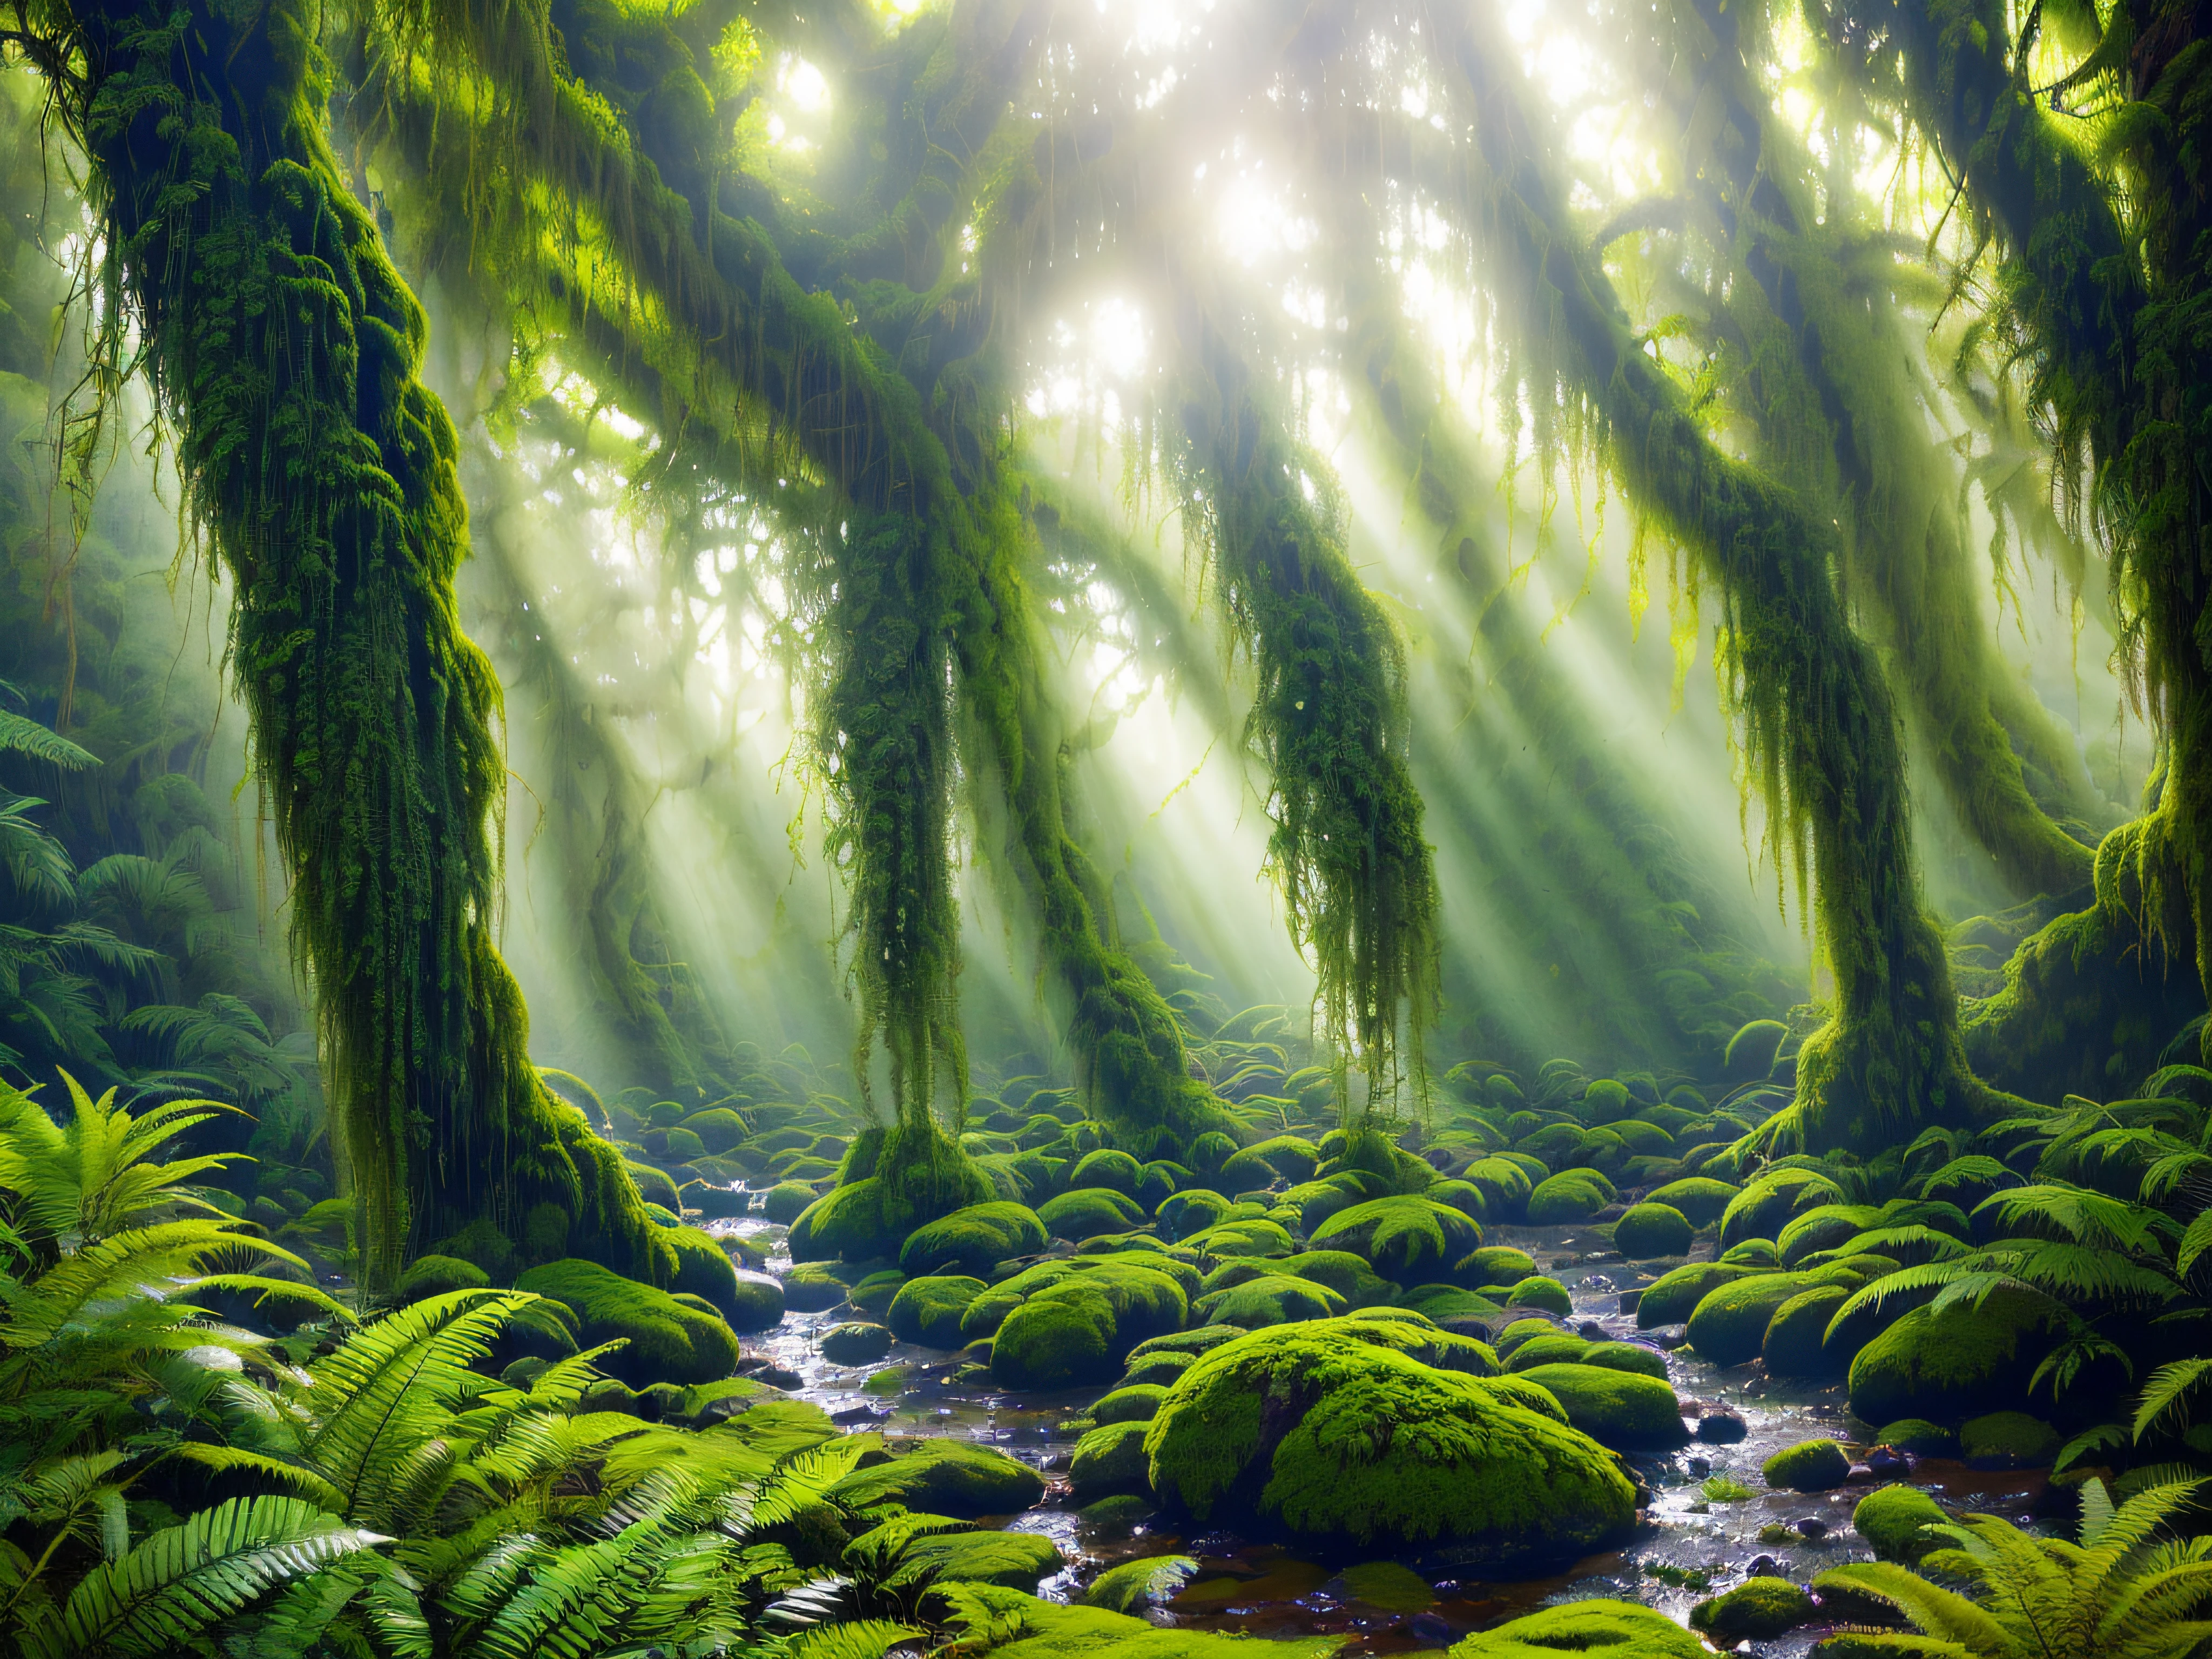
xmin=1036 ymin=1186 xmax=1146 ymax=1243
xmin=830 ymin=1438 xmax=1046 ymax=1517
xmin=1082 ymin=1554 xmax=1197 ymax=1613
xmin=1762 ymin=1284 xmax=1856 ymax=1380
xmin=1720 ymin=1167 xmax=1847 ymax=1249
xmin=1685 ymin=1271 xmax=1827 ymax=1366
xmin=888 ymin=1275 xmax=987 ymax=1347
xmin=1582 ymin=1341 xmax=1670 ymax=1380
xmin=1397 ymin=1284 xmax=1502 ymax=1325
xmin=1505 ymin=1333 xmax=1593 ymax=1371
xmin=763 ymin=1180 xmax=821 ymax=1225
xmin=848 ymin=1270 xmax=907 ymax=1318
xmin=1156 ymin=1188 xmax=1233 ymax=1240
xmin=780 ymin=1261 xmax=848 ymax=1312
xmin=1763 ymin=1437 xmax=1852 ymax=1491
xmin=1278 ymin=1249 xmax=1395 ymax=1307
xmin=1645 ymin=1176 xmax=1736 ymax=1227
xmin=899 ymin=1202 xmax=1049 ymax=1277
xmin=972 ymin=1588 xmax=1340 ymax=1659
xmin=1846 ymin=1284 xmax=2061 ymax=1427
xmin=821 ymin=1321 xmax=894 ymax=1366
xmin=1095 ymin=1382 xmax=1170 ymax=1424
xmin=514 ymin=1259 xmax=740 ymax=1387
xmin=724 ymin=1269 xmax=788 ymax=1333
xmin=1516 ymin=1363 xmax=1690 ymax=1451
xmin=1960 ymin=1410 xmax=2061 ymax=1468
xmin=1425 ymin=1179 xmax=1490 ymax=1224
xmin=1851 ymin=1483 xmax=1949 ymax=1560
xmin=1454 ymin=1245 xmax=1540 ymax=1290
xmin=1720 ymin=1237 xmax=1781 ymax=1265
xmin=1193 ymin=1273 xmax=1347 ymax=1328
xmin=1120 ymin=1349 xmax=1196 ymax=1388
xmin=1447 ymin=1599 xmax=1708 ymax=1659
xmin=1870 ymin=1419 xmax=1957 ymax=1456
xmin=1777 ymin=1203 xmax=1885 ymax=1267
xmin=1613 ymin=1204 xmax=1694 ymax=1261
xmin=1179 ymin=1216 xmax=1299 ymax=1261
xmin=1246 ymin=1135 xmax=1323 ymax=1182
xmin=1690 ymin=1577 xmax=1816 ymax=1642
xmin=1526 ymin=1171 xmax=1610 ymax=1225
xmin=1142 ymin=1318 xmax=1636 ymax=1561
xmin=1507 ymin=1276 xmax=1574 ymax=1315
xmin=1309 ymin=1197 xmax=1481 ymax=1283
xmin=664 ymin=1226 xmax=744 ymax=1322
xmin=898 ymin=1526 xmax=1065 ymax=1591
xmin=989 ymin=1261 xmax=1189 ymax=1391
xmin=1071 ymin=1420 xmax=1154 ymax=1501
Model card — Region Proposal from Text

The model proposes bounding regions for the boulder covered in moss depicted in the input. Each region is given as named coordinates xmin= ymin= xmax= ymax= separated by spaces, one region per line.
xmin=1071 ymin=1420 xmax=1153 ymax=1501
xmin=1635 ymin=1261 xmax=1764 ymax=1328
xmin=1193 ymin=1273 xmax=1347 ymax=1328
xmin=1870 ymin=1418 xmax=1957 ymax=1457
xmin=1037 ymin=1186 xmax=1146 ymax=1243
xmin=1516 ymin=1363 xmax=1690 ymax=1451
xmin=1686 ymin=1271 xmax=1835 ymax=1366
xmin=395 ymin=1254 xmax=488 ymax=1303
xmin=1095 ymin=1382 xmax=1170 ymax=1424
xmin=830 ymin=1437 xmax=1046 ymax=1517
xmin=1690 ymin=1577 xmax=1816 ymax=1642
xmin=1526 ymin=1170 xmax=1613 ymax=1226
xmin=1455 ymin=1245 xmax=1539 ymax=1290
xmin=1846 ymin=1283 xmax=2061 ymax=1427
xmin=899 ymin=1201 xmax=1049 ymax=1277
xmin=1581 ymin=1340 xmax=1670 ymax=1380
xmin=1644 ymin=1176 xmax=1736 ymax=1227
xmin=821 ymin=1321 xmax=894 ymax=1366
xmin=780 ymin=1261 xmax=848 ymax=1312
xmin=1851 ymin=1483 xmax=1948 ymax=1560
xmin=724 ymin=1269 xmax=788 ymax=1332
xmin=1959 ymin=1410 xmax=2061 ymax=1468
xmin=1156 ymin=1188 xmax=1233 ymax=1240
xmin=762 ymin=1181 xmax=820 ymax=1225
xmin=1719 ymin=1167 xmax=1846 ymax=1249
xmin=1312 ymin=1196 xmax=1482 ymax=1283
xmin=1505 ymin=1332 xmax=1592 ymax=1372
xmin=1761 ymin=1283 xmax=1856 ymax=1380
xmin=887 ymin=1274 xmax=988 ymax=1347
xmin=1445 ymin=1599 xmax=1708 ymax=1659
xmin=1764 ymin=1437 xmax=1852 ymax=1492
xmin=1506 ymin=1276 xmax=1573 ymax=1315
xmin=514 ymin=1259 xmax=740 ymax=1387
xmin=898 ymin=1526 xmax=1065 ymax=1591
xmin=1613 ymin=1203 xmax=1694 ymax=1261
xmin=984 ymin=1259 xmax=1190 ymax=1391
xmin=1142 ymin=1318 xmax=1636 ymax=1562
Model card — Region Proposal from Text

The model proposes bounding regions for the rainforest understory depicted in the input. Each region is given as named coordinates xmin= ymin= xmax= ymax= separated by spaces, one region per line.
xmin=3 ymin=0 xmax=2212 ymax=1652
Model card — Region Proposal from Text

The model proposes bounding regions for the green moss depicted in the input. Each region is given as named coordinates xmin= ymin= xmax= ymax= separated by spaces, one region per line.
xmin=1719 ymin=1169 xmax=1847 ymax=1249
xmin=1462 ymin=1157 xmax=1537 ymax=1221
xmin=898 ymin=1526 xmax=1064 ymax=1591
xmin=1871 ymin=1419 xmax=1957 ymax=1456
xmin=1507 ymin=1276 xmax=1574 ymax=1315
xmin=1505 ymin=1333 xmax=1594 ymax=1371
xmin=1516 ymin=1362 xmax=1690 ymax=1451
xmin=1120 ymin=1350 xmax=1195 ymax=1388
xmin=1686 ymin=1271 xmax=1825 ymax=1366
xmin=1156 ymin=1188 xmax=1233 ymax=1241
xmin=1959 ymin=1411 xmax=2061 ymax=1468
xmin=821 ymin=1322 xmax=894 ymax=1366
xmin=1777 ymin=1204 xmax=1884 ymax=1267
xmin=900 ymin=1201 xmax=1049 ymax=1276
xmin=1645 ymin=1178 xmax=1737 ymax=1226
xmin=1095 ymin=1383 xmax=1170 ymax=1424
xmin=990 ymin=1261 xmax=1189 ymax=1390
xmin=1613 ymin=1204 xmax=1694 ymax=1260
xmin=1245 ymin=1136 xmax=1322 ymax=1182
xmin=781 ymin=1262 xmax=848 ymax=1313
xmin=1690 ymin=1577 xmax=1816 ymax=1642
xmin=1527 ymin=1172 xmax=1609 ymax=1225
xmin=514 ymin=1258 xmax=739 ymax=1387
xmin=1762 ymin=1284 xmax=1856 ymax=1380
xmin=1582 ymin=1341 xmax=1670 ymax=1380
xmin=973 ymin=1587 xmax=1341 ymax=1658
xmin=1446 ymin=1599 xmax=1708 ymax=1659
xmin=1070 ymin=1149 xmax=1144 ymax=1195
xmin=1081 ymin=1554 xmax=1196 ymax=1613
xmin=888 ymin=1274 xmax=987 ymax=1347
xmin=1038 ymin=1187 xmax=1146 ymax=1243
xmin=1397 ymin=1284 xmax=1503 ymax=1324
xmin=1193 ymin=1273 xmax=1347 ymax=1328
xmin=1310 ymin=1196 xmax=1482 ymax=1283
xmin=1851 ymin=1483 xmax=1949 ymax=1560
xmin=850 ymin=1271 xmax=908 ymax=1318
xmin=1763 ymin=1437 xmax=1852 ymax=1491
xmin=1143 ymin=1317 xmax=1635 ymax=1560
xmin=1847 ymin=1284 xmax=2060 ymax=1427
xmin=764 ymin=1181 xmax=821 ymax=1225
xmin=1071 ymin=1420 xmax=1154 ymax=1501
xmin=1179 ymin=1217 xmax=1299 ymax=1261
xmin=1455 ymin=1245 xmax=1540 ymax=1290
xmin=829 ymin=1438 xmax=1045 ymax=1518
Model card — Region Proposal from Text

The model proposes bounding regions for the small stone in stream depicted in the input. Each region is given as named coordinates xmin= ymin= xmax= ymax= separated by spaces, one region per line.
xmin=1595 ymin=1203 xmax=1630 ymax=1221
xmin=1866 ymin=1445 xmax=1912 ymax=1478
xmin=1410 ymin=1613 xmax=1456 ymax=1642
xmin=757 ymin=1365 xmax=802 ymax=1389
xmin=1648 ymin=1324 xmax=1690 ymax=1348
xmin=1794 ymin=1518 xmax=1830 ymax=1540
xmin=1745 ymin=1555 xmax=1780 ymax=1579
xmin=1578 ymin=1321 xmax=1609 ymax=1340
xmin=1696 ymin=1410 xmax=1749 ymax=1443
xmin=1845 ymin=1462 xmax=1880 ymax=1485
xmin=831 ymin=1404 xmax=886 ymax=1424
xmin=1619 ymin=1290 xmax=1643 ymax=1315
xmin=1685 ymin=1455 xmax=1711 ymax=1477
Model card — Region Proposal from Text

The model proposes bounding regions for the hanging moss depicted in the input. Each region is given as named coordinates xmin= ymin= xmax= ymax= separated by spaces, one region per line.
xmin=1168 ymin=330 xmax=1440 ymax=1116
xmin=58 ymin=0 xmax=666 ymax=1287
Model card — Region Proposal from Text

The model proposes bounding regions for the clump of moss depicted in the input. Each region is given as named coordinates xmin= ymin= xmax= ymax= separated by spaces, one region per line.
xmin=1310 ymin=1196 xmax=1482 ymax=1283
xmin=1071 ymin=1420 xmax=1154 ymax=1502
xmin=887 ymin=1274 xmax=987 ymax=1347
xmin=514 ymin=1258 xmax=739 ymax=1387
xmin=395 ymin=1255 xmax=488 ymax=1304
xmin=900 ymin=1201 xmax=1048 ymax=1276
xmin=829 ymin=1438 xmax=1045 ymax=1518
xmin=1582 ymin=1341 xmax=1670 ymax=1380
xmin=1645 ymin=1177 xmax=1737 ymax=1226
xmin=1455 ymin=1245 xmax=1540 ymax=1290
xmin=1847 ymin=1284 xmax=2060 ymax=1427
xmin=1038 ymin=1186 xmax=1147 ymax=1243
xmin=764 ymin=1181 xmax=821 ymax=1225
xmin=1446 ymin=1598 xmax=1709 ymax=1659
xmin=1851 ymin=1483 xmax=1948 ymax=1560
xmin=1527 ymin=1170 xmax=1613 ymax=1225
xmin=1143 ymin=1317 xmax=1636 ymax=1561
xmin=1690 ymin=1577 xmax=1816 ymax=1642
xmin=1516 ymin=1362 xmax=1690 ymax=1451
xmin=986 ymin=1259 xmax=1189 ymax=1390
xmin=1762 ymin=1284 xmax=1856 ymax=1380
xmin=1959 ymin=1411 xmax=2061 ymax=1469
xmin=1870 ymin=1419 xmax=1957 ymax=1457
xmin=821 ymin=1322 xmax=895 ymax=1366
xmin=1193 ymin=1274 xmax=1347 ymax=1328
xmin=1507 ymin=1276 xmax=1574 ymax=1315
xmin=1613 ymin=1204 xmax=1694 ymax=1261
xmin=1094 ymin=1382 xmax=1170 ymax=1424
xmin=1763 ymin=1437 xmax=1852 ymax=1492
xmin=1719 ymin=1169 xmax=1847 ymax=1250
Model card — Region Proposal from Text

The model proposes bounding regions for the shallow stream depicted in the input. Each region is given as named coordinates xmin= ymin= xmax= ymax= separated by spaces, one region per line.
xmin=711 ymin=1216 xmax=2048 ymax=1654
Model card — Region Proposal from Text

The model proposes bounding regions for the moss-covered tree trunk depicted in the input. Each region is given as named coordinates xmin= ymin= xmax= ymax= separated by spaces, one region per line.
xmin=74 ymin=0 xmax=665 ymax=1286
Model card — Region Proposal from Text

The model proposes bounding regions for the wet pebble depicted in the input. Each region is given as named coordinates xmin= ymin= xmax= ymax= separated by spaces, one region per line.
xmin=1410 ymin=1613 xmax=1457 ymax=1642
xmin=1695 ymin=1410 xmax=1749 ymax=1444
xmin=1685 ymin=1455 xmax=1711 ymax=1478
xmin=1745 ymin=1555 xmax=1780 ymax=1579
xmin=1794 ymin=1518 xmax=1830 ymax=1540
xmin=1578 ymin=1320 xmax=1610 ymax=1340
xmin=1648 ymin=1325 xmax=1690 ymax=1349
xmin=1866 ymin=1445 xmax=1912 ymax=1478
